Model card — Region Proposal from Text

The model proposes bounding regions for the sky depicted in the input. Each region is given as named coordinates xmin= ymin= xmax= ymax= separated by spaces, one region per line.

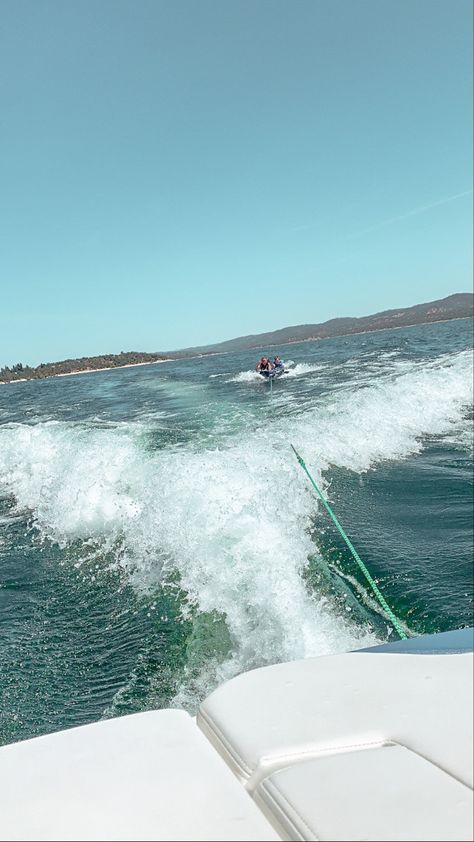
xmin=0 ymin=0 xmax=472 ymax=367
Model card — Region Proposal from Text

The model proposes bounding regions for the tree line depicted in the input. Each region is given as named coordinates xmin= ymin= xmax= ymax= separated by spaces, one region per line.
xmin=0 ymin=352 xmax=171 ymax=383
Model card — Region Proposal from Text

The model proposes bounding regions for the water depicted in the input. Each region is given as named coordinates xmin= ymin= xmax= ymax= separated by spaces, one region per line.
xmin=0 ymin=319 xmax=472 ymax=745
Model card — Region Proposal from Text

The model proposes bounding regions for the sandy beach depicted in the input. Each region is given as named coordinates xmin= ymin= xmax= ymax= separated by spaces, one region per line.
xmin=0 ymin=359 xmax=173 ymax=384
xmin=55 ymin=359 xmax=173 ymax=378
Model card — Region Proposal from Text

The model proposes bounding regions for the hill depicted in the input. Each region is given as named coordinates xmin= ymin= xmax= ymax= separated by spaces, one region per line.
xmin=172 ymin=293 xmax=473 ymax=356
xmin=1 ymin=293 xmax=472 ymax=383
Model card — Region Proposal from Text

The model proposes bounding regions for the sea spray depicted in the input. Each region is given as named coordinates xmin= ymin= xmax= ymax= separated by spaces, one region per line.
xmin=0 ymin=338 xmax=472 ymax=717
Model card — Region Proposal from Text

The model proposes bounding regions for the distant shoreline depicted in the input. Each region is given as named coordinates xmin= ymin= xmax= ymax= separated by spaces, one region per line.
xmin=278 ymin=314 xmax=474 ymax=347
xmin=55 ymin=359 xmax=173 ymax=378
xmin=0 ymin=352 xmax=234 ymax=384
xmin=0 ymin=358 xmax=173 ymax=385
xmin=1 ymin=311 xmax=472 ymax=385
xmin=196 ymin=314 xmax=474 ymax=356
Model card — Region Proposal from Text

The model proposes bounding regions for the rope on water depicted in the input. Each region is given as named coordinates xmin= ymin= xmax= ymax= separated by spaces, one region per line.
xmin=291 ymin=444 xmax=408 ymax=640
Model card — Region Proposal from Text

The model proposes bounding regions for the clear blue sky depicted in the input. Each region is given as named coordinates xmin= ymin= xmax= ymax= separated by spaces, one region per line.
xmin=1 ymin=0 xmax=472 ymax=367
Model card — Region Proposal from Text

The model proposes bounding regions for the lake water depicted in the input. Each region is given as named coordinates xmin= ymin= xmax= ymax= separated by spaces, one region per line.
xmin=0 ymin=318 xmax=472 ymax=745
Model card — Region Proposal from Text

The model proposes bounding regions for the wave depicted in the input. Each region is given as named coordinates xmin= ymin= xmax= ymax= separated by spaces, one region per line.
xmin=0 ymin=347 xmax=471 ymax=706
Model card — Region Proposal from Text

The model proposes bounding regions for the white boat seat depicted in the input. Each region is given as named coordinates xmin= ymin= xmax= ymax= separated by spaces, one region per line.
xmin=0 ymin=709 xmax=279 ymax=841
xmin=253 ymin=743 xmax=474 ymax=841
xmin=197 ymin=652 xmax=473 ymax=792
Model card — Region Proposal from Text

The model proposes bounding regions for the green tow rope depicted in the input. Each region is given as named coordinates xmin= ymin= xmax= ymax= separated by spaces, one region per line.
xmin=291 ymin=445 xmax=408 ymax=640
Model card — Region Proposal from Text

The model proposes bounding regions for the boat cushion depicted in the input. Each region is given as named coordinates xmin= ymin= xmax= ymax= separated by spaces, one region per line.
xmin=197 ymin=652 xmax=473 ymax=790
xmin=0 ymin=709 xmax=280 ymax=841
xmin=254 ymin=743 xmax=474 ymax=841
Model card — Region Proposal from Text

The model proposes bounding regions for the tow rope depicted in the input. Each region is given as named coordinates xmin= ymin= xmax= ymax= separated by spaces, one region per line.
xmin=291 ymin=444 xmax=408 ymax=640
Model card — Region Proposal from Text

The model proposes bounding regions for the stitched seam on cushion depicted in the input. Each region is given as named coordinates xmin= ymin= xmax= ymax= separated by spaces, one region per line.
xmin=198 ymin=712 xmax=388 ymax=784
xmin=258 ymin=780 xmax=317 ymax=841
xmin=256 ymin=738 xmax=388 ymax=774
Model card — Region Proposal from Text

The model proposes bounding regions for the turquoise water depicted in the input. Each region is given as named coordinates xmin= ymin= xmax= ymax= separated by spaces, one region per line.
xmin=0 ymin=319 xmax=472 ymax=745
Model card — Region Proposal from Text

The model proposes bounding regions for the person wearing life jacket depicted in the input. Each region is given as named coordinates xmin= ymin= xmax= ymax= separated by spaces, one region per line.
xmin=256 ymin=356 xmax=273 ymax=372
xmin=273 ymin=356 xmax=284 ymax=369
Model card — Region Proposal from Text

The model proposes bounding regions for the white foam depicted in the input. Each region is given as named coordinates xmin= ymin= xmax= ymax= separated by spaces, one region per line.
xmin=285 ymin=348 xmax=473 ymax=472
xmin=0 ymin=427 xmax=377 ymax=706
xmin=0 ymin=422 xmax=142 ymax=542
xmin=283 ymin=362 xmax=325 ymax=378
xmin=0 ymin=347 xmax=471 ymax=706
xmin=230 ymin=362 xmax=323 ymax=383
xmin=230 ymin=370 xmax=266 ymax=383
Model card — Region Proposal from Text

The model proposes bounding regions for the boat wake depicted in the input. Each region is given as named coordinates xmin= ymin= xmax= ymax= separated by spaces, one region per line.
xmin=0 ymin=347 xmax=472 ymax=711
xmin=230 ymin=361 xmax=323 ymax=382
